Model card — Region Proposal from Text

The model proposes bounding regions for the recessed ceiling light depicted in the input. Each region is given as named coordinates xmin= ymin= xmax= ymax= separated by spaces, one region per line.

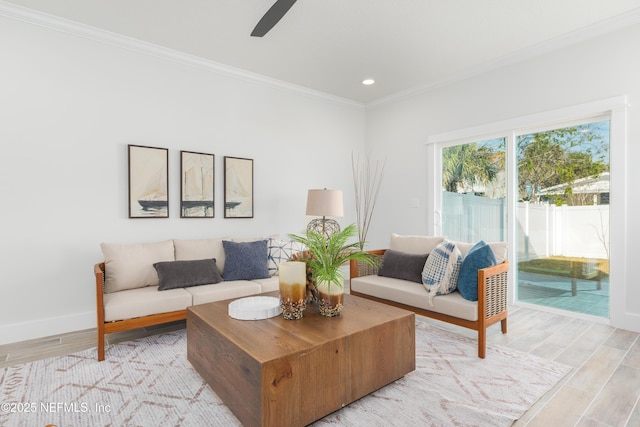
xmin=362 ymin=79 xmax=375 ymax=86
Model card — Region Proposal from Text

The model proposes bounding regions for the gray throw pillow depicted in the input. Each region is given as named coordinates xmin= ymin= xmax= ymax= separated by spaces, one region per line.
xmin=222 ymin=240 xmax=270 ymax=281
xmin=153 ymin=258 xmax=223 ymax=291
xmin=378 ymin=249 xmax=429 ymax=283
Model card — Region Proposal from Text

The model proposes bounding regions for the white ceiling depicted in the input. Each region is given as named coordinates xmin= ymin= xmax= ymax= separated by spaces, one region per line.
xmin=5 ymin=0 xmax=640 ymax=104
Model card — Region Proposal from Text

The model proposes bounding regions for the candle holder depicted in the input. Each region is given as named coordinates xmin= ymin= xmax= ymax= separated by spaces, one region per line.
xmin=279 ymin=261 xmax=307 ymax=320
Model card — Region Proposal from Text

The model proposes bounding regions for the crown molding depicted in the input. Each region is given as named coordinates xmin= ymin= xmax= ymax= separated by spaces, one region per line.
xmin=0 ymin=1 xmax=364 ymax=110
xmin=4 ymin=0 xmax=638 ymax=111
xmin=367 ymin=8 xmax=640 ymax=109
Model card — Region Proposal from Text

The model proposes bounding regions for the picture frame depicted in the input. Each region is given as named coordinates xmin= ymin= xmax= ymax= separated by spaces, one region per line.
xmin=128 ymin=145 xmax=169 ymax=218
xmin=224 ymin=156 xmax=254 ymax=218
xmin=180 ymin=151 xmax=215 ymax=218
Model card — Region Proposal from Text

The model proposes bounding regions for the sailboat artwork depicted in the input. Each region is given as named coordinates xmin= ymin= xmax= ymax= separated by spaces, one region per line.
xmin=128 ymin=145 xmax=169 ymax=218
xmin=181 ymin=151 xmax=214 ymax=218
xmin=224 ymin=156 xmax=254 ymax=218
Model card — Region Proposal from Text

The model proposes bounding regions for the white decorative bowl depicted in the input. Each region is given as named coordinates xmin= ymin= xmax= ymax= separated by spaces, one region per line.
xmin=228 ymin=296 xmax=282 ymax=320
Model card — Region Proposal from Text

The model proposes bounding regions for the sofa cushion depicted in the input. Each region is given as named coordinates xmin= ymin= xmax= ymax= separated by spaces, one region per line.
xmin=487 ymin=242 xmax=507 ymax=264
xmin=153 ymin=259 xmax=223 ymax=291
xmin=455 ymin=240 xmax=507 ymax=264
xmin=173 ymin=238 xmax=228 ymax=274
xmin=101 ymin=240 xmax=175 ymax=293
xmin=351 ymin=275 xmax=478 ymax=321
xmin=457 ymin=241 xmax=497 ymax=301
xmin=251 ymin=276 xmax=280 ymax=293
xmin=421 ymin=240 xmax=462 ymax=304
xmin=390 ymin=233 xmax=444 ymax=255
xmin=267 ymin=238 xmax=306 ymax=276
xmin=184 ymin=280 xmax=263 ymax=305
xmin=453 ymin=241 xmax=474 ymax=258
xmin=377 ymin=250 xmax=428 ymax=283
xmin=232 ymin=235 xmax=278 ymax=242
xmin=222 ymin=240 xmax=270 ymax=281
xmin=103 ymin=286 xmax=192 ymax=322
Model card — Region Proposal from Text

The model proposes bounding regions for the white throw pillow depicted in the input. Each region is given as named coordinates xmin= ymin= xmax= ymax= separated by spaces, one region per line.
xmin=101 ymin=240 xmax=175 ymax=293
xmin=390 ymin=233 xmax=445 ymax=255
xmin=421 ymin=240 xmax=462 ymax=305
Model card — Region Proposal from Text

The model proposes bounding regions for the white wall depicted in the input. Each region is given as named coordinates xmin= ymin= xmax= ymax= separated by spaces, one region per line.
xmin=3 ymin=9 xmax=640 ymax=344
xmin=0 ymin=15 xmax=365 ymax=343
xmin=365 ymin=23 xmax=640 ymax=331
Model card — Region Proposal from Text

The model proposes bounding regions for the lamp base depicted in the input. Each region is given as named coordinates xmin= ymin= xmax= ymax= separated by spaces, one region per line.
xmin=307 ymin=218 xmax=340 ymax=240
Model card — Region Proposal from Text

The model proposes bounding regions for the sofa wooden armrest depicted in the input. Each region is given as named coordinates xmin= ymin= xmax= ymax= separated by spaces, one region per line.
xmin=350 ymin=250 xmax=509 ymax=358
xmin=95 ymin=263 xmax=106 ymax=361
xmin=94 ymin=263 xmax=187 ymax=361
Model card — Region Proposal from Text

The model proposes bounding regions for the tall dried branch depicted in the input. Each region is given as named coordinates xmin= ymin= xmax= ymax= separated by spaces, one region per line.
xmin=352 ymin=153 xmax=386 ymax=250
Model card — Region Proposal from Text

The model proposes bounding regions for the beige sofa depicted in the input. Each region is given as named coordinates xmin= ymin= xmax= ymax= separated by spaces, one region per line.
xmin=349 ymin=234 xmax=509 ymax=358
xmin=95 ymin=237 xmax=300 ymax=361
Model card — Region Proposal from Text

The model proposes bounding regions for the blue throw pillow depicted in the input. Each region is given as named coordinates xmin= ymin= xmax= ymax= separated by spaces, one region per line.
xmin=222 ymin=240 xmax=270 ymax=281
xmin=457 ymin=240 xmax=497 ymax=301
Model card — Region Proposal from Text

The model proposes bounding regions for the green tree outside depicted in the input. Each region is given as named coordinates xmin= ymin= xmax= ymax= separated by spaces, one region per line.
xmin=442 ymin=143 xmax=501 ymax=193
xmin=441 ymin=122 xmax=608 ymax=206
xmin=517 ymin=125 xmax=608 ymax=205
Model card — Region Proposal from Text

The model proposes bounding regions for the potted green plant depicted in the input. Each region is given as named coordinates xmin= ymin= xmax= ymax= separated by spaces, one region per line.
xmin=289 ymin=223 xmax=377 ymax=317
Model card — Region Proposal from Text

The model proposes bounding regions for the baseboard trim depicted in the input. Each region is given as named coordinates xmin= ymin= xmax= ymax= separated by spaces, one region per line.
xmin=0 ymin=311 xmax=95 ymax=345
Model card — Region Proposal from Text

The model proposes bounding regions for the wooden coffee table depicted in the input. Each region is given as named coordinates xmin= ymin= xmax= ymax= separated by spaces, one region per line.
xmin=187 ymin=292 xmax=415 ymax=427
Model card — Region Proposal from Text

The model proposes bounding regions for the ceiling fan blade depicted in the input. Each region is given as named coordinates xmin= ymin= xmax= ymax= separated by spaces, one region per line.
xmin=251 ymin=0 xmax=298 ymax=37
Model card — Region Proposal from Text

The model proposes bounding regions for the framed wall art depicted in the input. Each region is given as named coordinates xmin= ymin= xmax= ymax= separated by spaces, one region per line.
xmin=224 ymin=156 xmax=253 ymax=218
xmin=128 ymin=144 xmax=169 ymax=218
xmin=180 ymin=151 xmax=214 ymax=218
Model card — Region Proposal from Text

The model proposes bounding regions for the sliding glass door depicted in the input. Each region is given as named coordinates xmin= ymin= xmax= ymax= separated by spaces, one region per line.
xmin=516 ymin=120 xmax=610 ymax=318
xmin=441 ymin=138 xmax=506 ymax=243
xmin=439 ymin=119 xmax=610 ymax=319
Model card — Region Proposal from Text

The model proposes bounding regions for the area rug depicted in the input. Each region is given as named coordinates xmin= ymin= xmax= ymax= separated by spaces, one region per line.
xmin=0 ymin=319 xmax=570 ymax=426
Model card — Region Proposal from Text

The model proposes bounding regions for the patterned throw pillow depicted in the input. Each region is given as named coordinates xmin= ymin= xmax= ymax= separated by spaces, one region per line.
xmin=267 ymin=238 xmax=306 ymax=276
xmin=421 ymin=240 xmax=462 ymax=305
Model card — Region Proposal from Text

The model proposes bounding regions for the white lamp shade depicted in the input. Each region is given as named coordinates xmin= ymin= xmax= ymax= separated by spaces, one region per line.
xmin=306 ymin=189 xmax=344 ymax=217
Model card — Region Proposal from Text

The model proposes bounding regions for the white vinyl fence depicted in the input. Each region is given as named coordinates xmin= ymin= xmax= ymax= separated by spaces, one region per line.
xmin=441 ymin=192 xmax=505 ymax=243
xmin=442 ymin=192 xmax=610 ymax=261
xmin=517 ymin=202 xmax=609 ymax=261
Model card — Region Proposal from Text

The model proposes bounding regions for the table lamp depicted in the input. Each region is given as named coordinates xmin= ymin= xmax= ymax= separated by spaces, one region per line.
xmin=306 ymin=189 xmax=343 ymax=239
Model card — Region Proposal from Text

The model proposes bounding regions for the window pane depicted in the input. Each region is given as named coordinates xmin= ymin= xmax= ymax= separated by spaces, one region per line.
xmin=516 ymin=120 xmax=610 ymax=318
xmin=441 ymin=138 xmax=506 ymax=242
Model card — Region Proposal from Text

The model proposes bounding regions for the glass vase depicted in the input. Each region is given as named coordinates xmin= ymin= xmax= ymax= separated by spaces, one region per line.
xmin=279 ymin=261 xmax=307 ymax=320
xmin=316 ymin=279 xmax=344 ymax=317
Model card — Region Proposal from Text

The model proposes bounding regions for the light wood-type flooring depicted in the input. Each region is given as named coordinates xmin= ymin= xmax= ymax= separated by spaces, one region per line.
xmin=1 ymin=306 xmax=639 ymax=426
